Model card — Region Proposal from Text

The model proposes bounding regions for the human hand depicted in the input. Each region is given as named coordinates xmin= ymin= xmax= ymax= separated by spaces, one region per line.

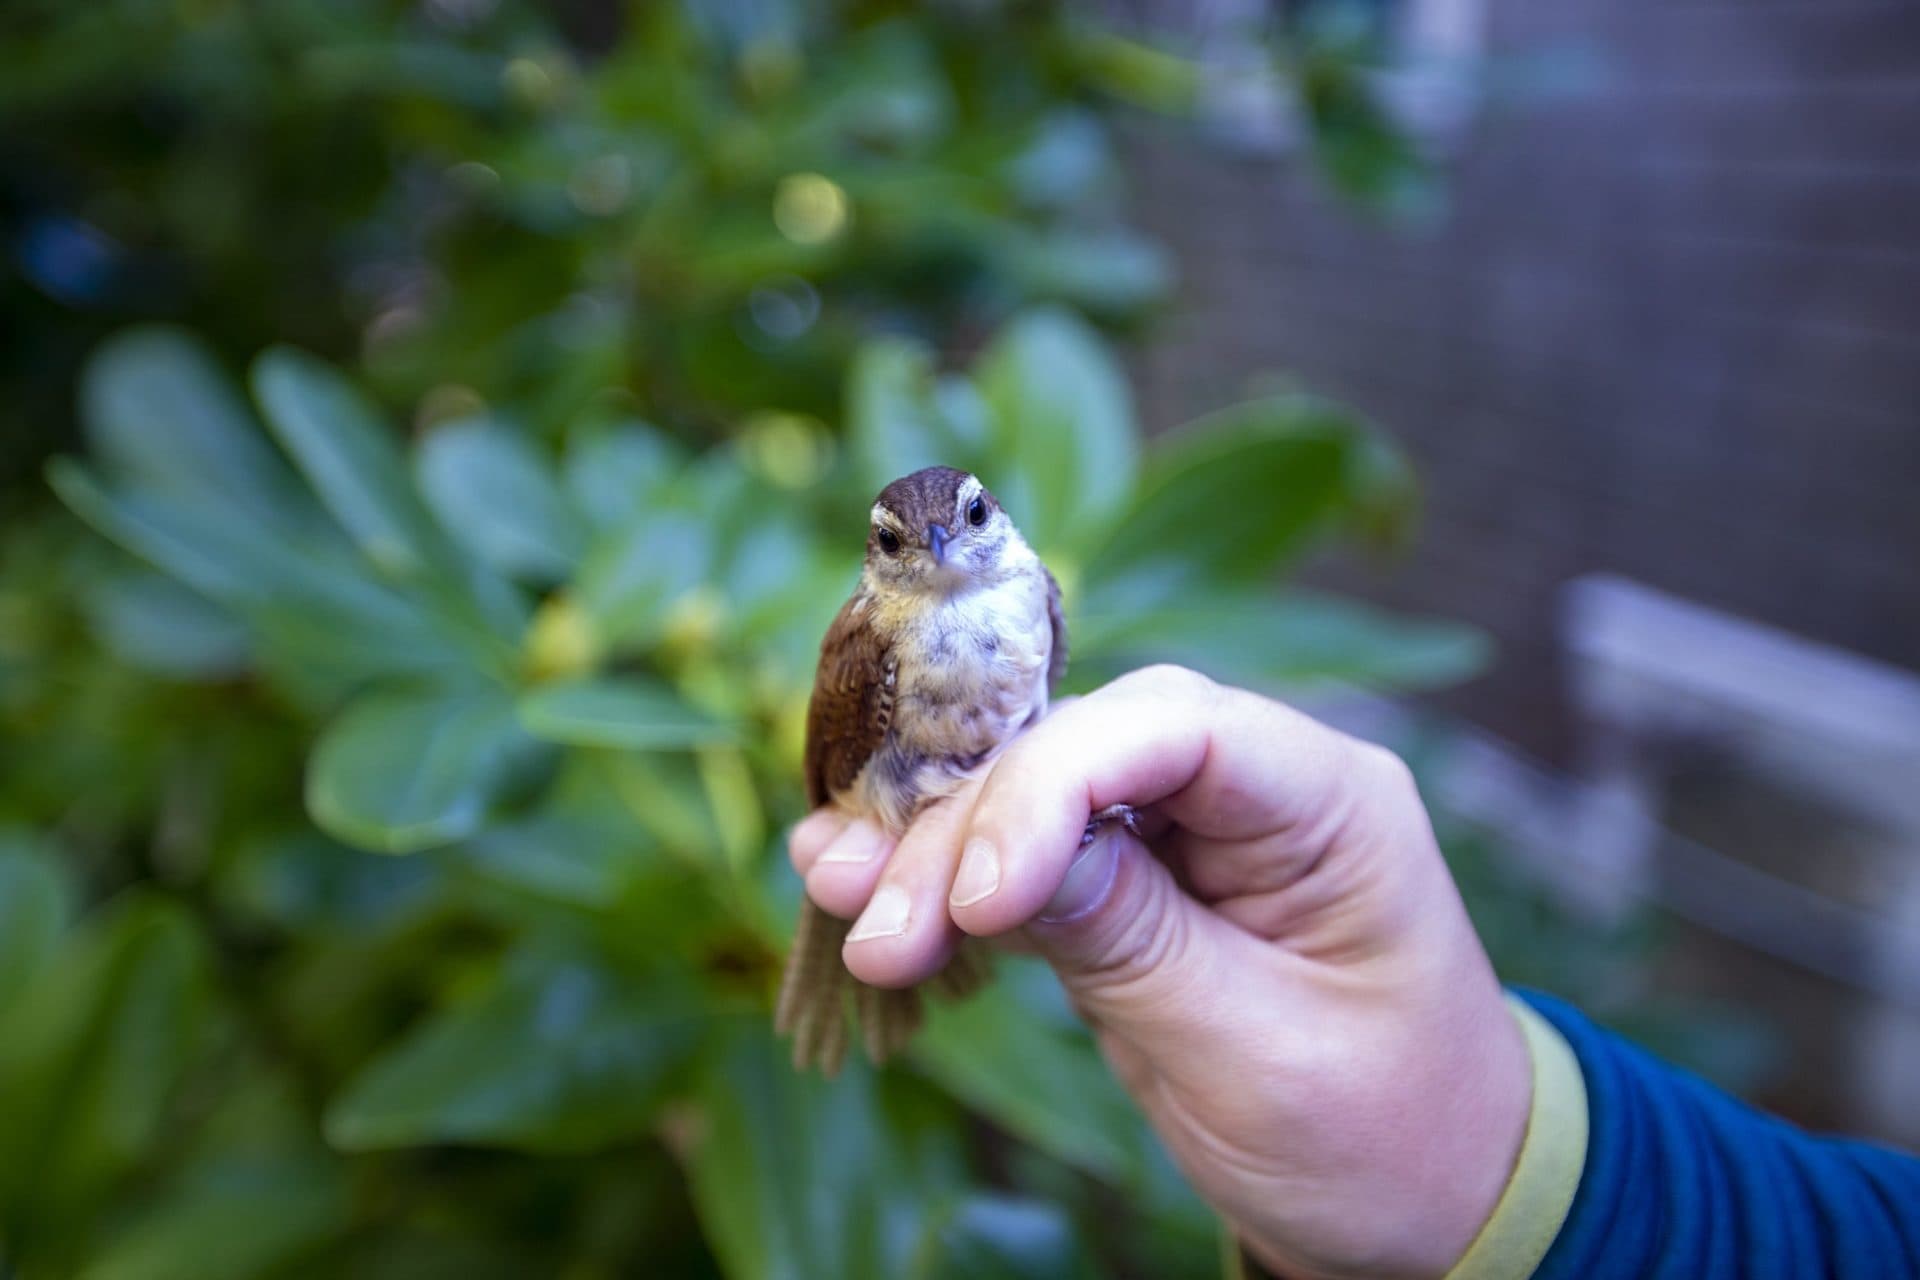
xmin=789 ymin=665 xmax=1530 ymax=1279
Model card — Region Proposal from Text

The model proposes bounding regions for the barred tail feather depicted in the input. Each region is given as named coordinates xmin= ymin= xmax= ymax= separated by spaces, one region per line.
xmin=777 ymin=902 xmax=993 ymax=1072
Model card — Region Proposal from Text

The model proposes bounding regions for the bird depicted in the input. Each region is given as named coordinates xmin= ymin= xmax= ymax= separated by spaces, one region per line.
xmin=774 ymin=465 xmax=1086 ymax=1073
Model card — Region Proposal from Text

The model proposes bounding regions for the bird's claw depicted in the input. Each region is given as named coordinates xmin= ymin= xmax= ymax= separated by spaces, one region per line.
xmin=1081 ymin=802 xmax=1142 ymax=847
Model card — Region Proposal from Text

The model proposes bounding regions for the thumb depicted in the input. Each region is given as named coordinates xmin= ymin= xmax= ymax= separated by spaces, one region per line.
xmin=1017 ymin=826 xmax=1259 ymax=1045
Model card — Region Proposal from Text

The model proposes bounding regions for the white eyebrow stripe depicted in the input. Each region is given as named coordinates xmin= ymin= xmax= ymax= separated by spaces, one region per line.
xmin=870 ymin=504 xmax=908 ymax=533
xmin=956 ymin=476 xmax=984 ymax=509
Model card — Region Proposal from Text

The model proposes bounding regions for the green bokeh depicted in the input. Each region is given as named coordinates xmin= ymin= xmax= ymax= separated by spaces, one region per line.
xmin=0 ymin=4 xmax=1691 ymax=1276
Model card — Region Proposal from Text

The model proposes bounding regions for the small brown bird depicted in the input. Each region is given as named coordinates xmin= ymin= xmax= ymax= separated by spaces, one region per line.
xmin=774 ymin=466 xmax=1068 ymax=1073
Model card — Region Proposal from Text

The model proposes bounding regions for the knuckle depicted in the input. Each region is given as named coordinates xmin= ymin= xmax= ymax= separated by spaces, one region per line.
xmin=1356 ymin=739 xmax=1418 ymax=802
xmin=1118 ymin=662 xmax=1215 ymax=703
xmin=1340 ymin=739 xmax=1431 ymax=839
xmin=991 ymin=728 xmax=1039 ymax=773
xmin=976 ymin=742 xmax=1039 ymax=813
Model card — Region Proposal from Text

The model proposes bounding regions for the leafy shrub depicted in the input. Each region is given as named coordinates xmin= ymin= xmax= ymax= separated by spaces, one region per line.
xmin=0 ymin=3 xmax=1512 ymax=1274
xmin=7 ymin=310 xmax=1482 ymax=1276
xmin=0 ymin=0 xmax=1190 ymax=491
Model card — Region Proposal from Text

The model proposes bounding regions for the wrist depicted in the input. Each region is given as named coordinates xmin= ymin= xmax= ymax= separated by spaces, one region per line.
xmin=1442 ymin=996 xmax=1590 ymax=1280
xmin=1424 ymin=986 xmax=1535 ymax=1273
xmin=1233 ymin=975 xmax=1534 ymax=1280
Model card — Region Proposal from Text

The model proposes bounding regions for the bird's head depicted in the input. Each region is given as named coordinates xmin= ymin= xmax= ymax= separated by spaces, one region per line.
xmin=863 ymin=466 xmax=1025 ymax=596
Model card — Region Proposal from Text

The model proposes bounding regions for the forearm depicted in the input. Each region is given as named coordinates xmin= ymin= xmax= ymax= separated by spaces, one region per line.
xmin=1514 ymin=990 xmax=1920 ymax=1279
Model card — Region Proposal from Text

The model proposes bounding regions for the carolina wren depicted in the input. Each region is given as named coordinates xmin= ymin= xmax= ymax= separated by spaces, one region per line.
xmin=774 ymin=466 xmax=1067 ymax=1073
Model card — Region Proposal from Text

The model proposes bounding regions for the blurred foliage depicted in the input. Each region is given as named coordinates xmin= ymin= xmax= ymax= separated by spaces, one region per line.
xmin=0 ymin=2 xmax=1664 ymax=1277
xmin=15 ymin=308 xmax=1486 ymax=1276
xmin=1439 ymin=823 xmax=1781 ymax=1097
xmin=1278 ymin=0 xmax=1439 ymax=216
xmin=1 ymin=0 xmax=1198 ymax=494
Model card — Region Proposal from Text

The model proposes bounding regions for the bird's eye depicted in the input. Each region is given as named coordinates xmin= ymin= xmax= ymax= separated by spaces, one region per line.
xmin=876 ymin=528 xmax=901 ymax=554
xmin=967 ymin=496 xmax=987 ymax=527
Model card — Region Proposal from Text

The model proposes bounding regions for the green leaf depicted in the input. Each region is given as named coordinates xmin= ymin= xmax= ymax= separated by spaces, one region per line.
xmin=80 ymin=327 xmax=302 ymax=530
xmin=252 ymin=347 xmax=447 ymax=578
xmin=992 ymin=228 xmax=1173 ymax=319
xmin=847 ymin=338 xmax=984 ymax=498
xmin=325 ymin=944 xmax=699 ymax=1152
xmin=917 ymin=1195 xmax=1092 ymax=1280
xmin=913 ymin=965 xmax=1146 ymax=1184
xmin=80 ymin=573 xmax=250 ymax=678
xmin=69 ymin=336 xmax=524 ymax=674
xmin=224 ymin=831 xmax=444 ymax=932
xmin=0 ymin=833 xmax=69 ymax=1017
xmin=459 ymin=813 xmax=656 ymax=908
xmin=519 ymin=676 xmax=735 ymax=750
xmin=1295 ymin=37 xmax=1439 ymax=216
xmin=976 ymin=309 xmax=1137 ymax=553
xmin=52 ymin=463 xmax=500 ymax=686
xmin=416 ymin=417 xmax=588 ymax=581
xmin=1073 ymin=588 xmax=1490 ymax=694
xmin=298 ymin=40 xmax=508 ymax=107
xmin=574 ymin=510 xmax=714 ymax=647
xmin=1084 ymin=395 xmax=1362 ymax=591
xmin=1074 ymin=31 xmax=1201 ymax=113
xmin=686 ymin=1025 xmax=962 ymax=1280
xmin=50 ymin=459 xmax=295 ymax=605
xmin=606 ymin=753 xmax=729 ymax=865
xmin=1007 ymin=111 xmax=1114 ymax=212
xmin=307 ymin=687 xmax=539 ymax=854
xmin=784 ymin=24 xmax=954 ymax=153
xmin=0 ymin=898 xmax=207 ymax=1263
xmin=77 ymin=1155 xmax=348 ymax=1280
xmin=564 ymin=420 xmax=684 ymax=532
xmin=719 ymin=516 xmax=826 ymax=630
xmin=1342 ymin=430 xmax=1422 ymax=551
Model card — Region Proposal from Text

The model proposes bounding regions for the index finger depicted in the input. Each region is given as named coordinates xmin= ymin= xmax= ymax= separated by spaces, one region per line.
xmin=788 ymin=807 xmax=853 ymax=875
xmin=946 ymin=664 xmax=1367 ymax=938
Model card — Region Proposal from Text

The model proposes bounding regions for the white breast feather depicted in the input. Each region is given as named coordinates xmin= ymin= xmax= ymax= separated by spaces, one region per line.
xmin=854 ymin=565 xmax=1053 ymax=833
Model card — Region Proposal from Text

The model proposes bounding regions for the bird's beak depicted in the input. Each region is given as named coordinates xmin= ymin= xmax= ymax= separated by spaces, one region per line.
xmin=926 ymin=523 xmax=951 ymax=566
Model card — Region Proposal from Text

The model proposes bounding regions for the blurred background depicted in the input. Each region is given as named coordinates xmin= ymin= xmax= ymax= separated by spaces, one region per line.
xmin=1 ymin=0 xmax=1916 ymax=1276
xmin=1125 ymin=0 xmax=1920 ymax=1150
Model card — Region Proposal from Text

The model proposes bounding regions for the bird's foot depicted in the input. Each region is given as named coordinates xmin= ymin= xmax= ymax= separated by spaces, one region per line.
xmin=1081 ymin=803 xmax=1142 ymax=847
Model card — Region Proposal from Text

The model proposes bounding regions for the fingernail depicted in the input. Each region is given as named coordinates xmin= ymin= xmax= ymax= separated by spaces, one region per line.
xmin=848 ymin=885 xmax=912 ymax=942
xmin=817 ymin=823 xmax=884 ymax=865
xmin=950 ymin=838 xmax=1001 ymax=907
xmin=1038 ymin=833 xmax=1120 ymax=924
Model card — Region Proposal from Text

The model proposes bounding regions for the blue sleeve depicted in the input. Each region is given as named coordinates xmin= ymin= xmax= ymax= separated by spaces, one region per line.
xmin=1517 ymin=989 xmax=1920 ymax=1279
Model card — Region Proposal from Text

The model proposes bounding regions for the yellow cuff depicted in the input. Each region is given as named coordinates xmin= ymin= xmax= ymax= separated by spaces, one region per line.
xmin=1444 ymin=995 xmax=1589 ymax=1280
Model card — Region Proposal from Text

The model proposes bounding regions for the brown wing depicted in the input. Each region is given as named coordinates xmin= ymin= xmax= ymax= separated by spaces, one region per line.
xmin=1044 ymin=566 xmax=1069 ymax=692
xmin=803 ymin=590 xmax=896 ymax=809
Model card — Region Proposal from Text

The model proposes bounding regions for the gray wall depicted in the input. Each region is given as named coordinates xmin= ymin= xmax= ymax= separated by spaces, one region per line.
xmin=1127 ymin=1 xmax=1920 ymax=761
